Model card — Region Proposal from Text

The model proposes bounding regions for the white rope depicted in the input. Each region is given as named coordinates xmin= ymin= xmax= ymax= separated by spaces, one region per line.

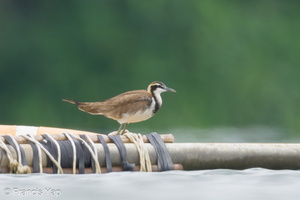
xmin=84 ymin=134 xmax=101 ymax=173
xmin=124 ymin=133 xmax=152 ymax=172
xmin=0 ymin=137 xmax=31 ymax=174
xmin=27 ymin=134 xmax=43 ymax=173
xmin=7 ymin=134 xmax=32 ymax=174
xmin=36 ymin=137 xmax=43 ymax=173
xmin=63 ymin=132 xmax=77 ymax=174
xmin=44 ymin=133 xmax=62 ymax=168
xmin=0 ymin=137 xmax=18 ymax=173
xmin=22 ymin=135 xmax=63 ymax=174
xmin=66 ymin=133 xmax=101 ymax=174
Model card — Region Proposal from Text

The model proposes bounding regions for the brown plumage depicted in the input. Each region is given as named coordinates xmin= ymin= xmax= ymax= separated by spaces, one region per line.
xmin=63 ymin=90 xmax=152 ymax=121
xmin=63 ymin=81 xmax=176 ymax=134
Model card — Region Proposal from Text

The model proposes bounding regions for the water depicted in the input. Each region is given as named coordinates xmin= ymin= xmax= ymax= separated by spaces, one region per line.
xmin=1 ymin=169 xmax=300 ymax=200
xmin=1 ymin=126 xmax=300 ymax=200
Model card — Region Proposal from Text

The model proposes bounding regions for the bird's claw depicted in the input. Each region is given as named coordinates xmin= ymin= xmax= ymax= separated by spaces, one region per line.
xmin=108 ymin=129 xmax=130 ymax=135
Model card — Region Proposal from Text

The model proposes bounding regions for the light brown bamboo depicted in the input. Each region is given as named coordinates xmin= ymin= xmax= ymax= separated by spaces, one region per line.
xmin=2 ymin=143 xmax=300 ymax=171
xmin=0 ymin=125 xmax=174 ymax=143
xmin=0 ymin=133 xmax=174 ymax=144
xmin=167 ymin=143 xmax=300 ymax=170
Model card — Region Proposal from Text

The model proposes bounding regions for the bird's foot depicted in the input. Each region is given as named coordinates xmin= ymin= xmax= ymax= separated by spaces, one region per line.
xmin=108 ymin=129 xmax=130 ymax=135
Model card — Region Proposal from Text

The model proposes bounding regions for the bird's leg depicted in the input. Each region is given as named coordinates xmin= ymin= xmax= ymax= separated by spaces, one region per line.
xmin=120 ymin=123 xmax=129 ymax=135
xmin=116 ymin=123 xmax=125 ymax=135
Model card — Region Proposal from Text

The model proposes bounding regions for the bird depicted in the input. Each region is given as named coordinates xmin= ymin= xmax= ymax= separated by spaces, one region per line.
xmin=63 ymin=81 xmax=176 ymax=135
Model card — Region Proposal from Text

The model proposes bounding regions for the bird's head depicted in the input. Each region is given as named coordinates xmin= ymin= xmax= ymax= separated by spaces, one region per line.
xmin=147 ymin=81 xmax=176 ymax=95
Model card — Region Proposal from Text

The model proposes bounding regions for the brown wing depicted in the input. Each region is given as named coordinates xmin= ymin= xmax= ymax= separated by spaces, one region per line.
xmin=77 ymin=102 xmax=107 ymax=115
xmin=77 ymin=90 xmax=153 ymax=120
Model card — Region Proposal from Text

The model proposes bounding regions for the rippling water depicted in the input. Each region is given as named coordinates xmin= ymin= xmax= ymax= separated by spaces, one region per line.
xmin=1 ymin=126 xmax=300 ymax=200
xmin=1 ymin=169 xmax=300 ymax=200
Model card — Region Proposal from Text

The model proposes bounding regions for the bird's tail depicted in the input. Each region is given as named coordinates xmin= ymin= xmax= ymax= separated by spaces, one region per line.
xmin=62 ymin=99 xmax=81 ymax=106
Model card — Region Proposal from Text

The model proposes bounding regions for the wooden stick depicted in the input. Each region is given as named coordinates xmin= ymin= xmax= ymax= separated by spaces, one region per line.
xmin=0 ymin=125 xmax=174 ymax=143
xmin=0 ymin=133 xmax=174 ymax=144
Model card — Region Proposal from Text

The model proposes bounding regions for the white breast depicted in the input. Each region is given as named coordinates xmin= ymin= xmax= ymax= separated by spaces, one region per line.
xmin=117 ymin=98 xmax=156 ymax=124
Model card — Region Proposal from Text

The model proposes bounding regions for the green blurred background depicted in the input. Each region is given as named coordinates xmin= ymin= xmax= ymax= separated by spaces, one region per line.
xmin=1 ymin=1 xmax=300 ymax=136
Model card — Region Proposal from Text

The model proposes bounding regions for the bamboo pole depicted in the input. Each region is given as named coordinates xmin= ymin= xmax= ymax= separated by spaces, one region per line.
xmin=1 ymin=143 xmax=300 ymax=171
xmin=0 ymin=134 xmax=174 ymax=144
xmin=0 ymin=125 xmax=175 ymax=143
xmin=167 ymin=143 xmax=300 ymax=170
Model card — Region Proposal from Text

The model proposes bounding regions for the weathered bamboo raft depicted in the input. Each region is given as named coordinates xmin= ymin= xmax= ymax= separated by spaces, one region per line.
xmin=0 ymin=125 xmax=300 ymax=174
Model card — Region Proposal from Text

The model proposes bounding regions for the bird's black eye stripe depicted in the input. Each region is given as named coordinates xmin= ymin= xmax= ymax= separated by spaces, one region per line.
xmin=151 ymin=84 xmax=165 ymax=92
xmin=153 ymin=85 xmax=163 ymax=89
xmin=150 ymin=85 xmax=159 ymax=93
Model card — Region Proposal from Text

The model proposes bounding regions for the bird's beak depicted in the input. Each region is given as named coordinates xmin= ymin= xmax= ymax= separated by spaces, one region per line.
xmin=166 ymin=87 xmax=176 ymax=92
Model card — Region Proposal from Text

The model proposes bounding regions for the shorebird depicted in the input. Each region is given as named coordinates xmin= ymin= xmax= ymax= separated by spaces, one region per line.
xmin=63 ymin=81 xmax=176 ymax=135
